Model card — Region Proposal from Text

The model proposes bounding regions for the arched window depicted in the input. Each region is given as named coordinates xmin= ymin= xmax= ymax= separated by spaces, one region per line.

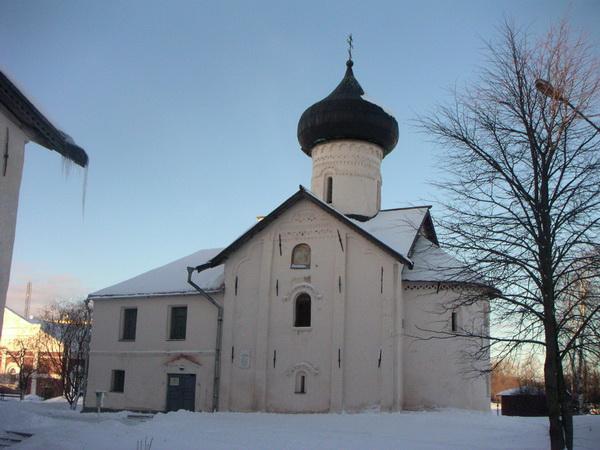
xmin=294 ymin=293 xmax=311 ymax=327
xmin=291 ymin=243 xmax=311 ymax=269
xmin=325 ymin=176 xmax=333 ymax=204
xmin=295 ymin=371 xmax=307 ymax=394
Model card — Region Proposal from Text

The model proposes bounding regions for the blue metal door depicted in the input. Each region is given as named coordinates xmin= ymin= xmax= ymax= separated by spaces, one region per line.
xmin=166 ymin=374 xmax=196 ymax=412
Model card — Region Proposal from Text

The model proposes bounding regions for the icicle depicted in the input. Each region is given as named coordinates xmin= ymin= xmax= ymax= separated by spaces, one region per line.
xmin=81 ymin=163 xmax=89 ymax=219
xmin=61 ymin=154 xmax=89 ymax=219
xmin=61 ymin=154 xmax=74 ymax=178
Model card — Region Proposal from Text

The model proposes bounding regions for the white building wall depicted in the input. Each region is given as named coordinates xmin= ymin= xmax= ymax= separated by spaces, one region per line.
xmin=220 ymin=199 xmax=405 ymax=413
xmin=344 ymin=237 xmax=402 ymax=411
xmin=83 ymin=203 xmax=490 ymax=414
xmin=0 ymin=307 xmax=41 ymax=346
xmin=311 ymin=140 xmax=383 ymax=218
xmin=84 ymin=293 xmax=221 ymax=412
xmin=402 ymin=284 xmax=490 ymax=411
xmin=0 ymin=111 xmax=27 ymax=343
xmin=1 ymin=307 xmax=42 ymax=378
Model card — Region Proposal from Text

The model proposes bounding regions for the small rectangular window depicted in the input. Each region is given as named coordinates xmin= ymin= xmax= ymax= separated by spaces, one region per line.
xmin=451 ymin=311 xmax=457 ymax=332
xmin=121 ymin=308 xmax=137 ymax=341
xmin=111 ymin=370 xmax=125 ymax=392
xmin=169 ymin=306 xmax=187 ymax=340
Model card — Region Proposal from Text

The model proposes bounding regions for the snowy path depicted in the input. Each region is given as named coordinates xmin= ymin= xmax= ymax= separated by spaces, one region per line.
xmin=0 ymin=399 xmax=598 ymax=449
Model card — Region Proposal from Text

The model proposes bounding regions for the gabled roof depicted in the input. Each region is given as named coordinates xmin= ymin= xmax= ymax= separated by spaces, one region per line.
xmin=351 ymin=206 xmax=434 ymax=259
xmin=88 ymin=188 xmax=497 ymax=301
xmin=88 ymin=191 xmax=438 ymax=301
xmin=201 ymin=186 xmax=414 ymax=270
xmin=403 ymin=235 xmax=497 ymax=293
xmin=0 ymin=70 xmax=88 ymax=167
xmin=89 ymin=248 xmax=224 ymax=300
xmin=3 ymin=306 xmax=39 ymax=324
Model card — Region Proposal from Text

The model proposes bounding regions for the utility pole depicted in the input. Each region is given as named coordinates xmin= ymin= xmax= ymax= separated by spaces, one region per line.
xmin=24 ymin=281 xmax=32 ymax=319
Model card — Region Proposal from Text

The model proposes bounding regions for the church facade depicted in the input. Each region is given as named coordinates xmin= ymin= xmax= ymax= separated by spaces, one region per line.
xmin=84 ymin=58 xmax=491 ymax=413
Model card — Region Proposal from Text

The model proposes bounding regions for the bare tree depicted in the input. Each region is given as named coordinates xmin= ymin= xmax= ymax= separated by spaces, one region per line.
xmin=40 ymin=299 xmax=92 ymax=408
xmin=491 ymin=356 xmax=545 ymax=399
xmin=5 ymin=333 xmax=43 ymax=400
xmin=420 ymin=20 xmax=600 ymax=450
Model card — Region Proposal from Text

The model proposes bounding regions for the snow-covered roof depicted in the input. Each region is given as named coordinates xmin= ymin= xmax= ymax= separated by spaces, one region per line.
xmin=497 ymin=387 xmax=544 ymax=396
xmin=352 ymin=207 xmax=430 ymax=258
xmin=89 ymin=248 xmax=224 ymax=300
xmin=402 ymin=235 xmax=488 ymax=286
xmin=204 ymin=187 xmax=414 ymax=270
xmin=90 ymin=189 xmax=493 ymax=301
xmin=3 ymin=306 xmax=40 ymax=324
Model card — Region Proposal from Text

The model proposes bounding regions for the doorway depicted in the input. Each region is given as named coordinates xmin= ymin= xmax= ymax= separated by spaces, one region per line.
xmin=166 ymin=373 xmax=196 ymax=412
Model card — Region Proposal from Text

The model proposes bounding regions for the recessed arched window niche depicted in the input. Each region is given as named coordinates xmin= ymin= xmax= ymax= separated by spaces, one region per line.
xmin=294 ymin=293 xmax=311 ymax=328
xmin=295 ymin=371 xmax=307 ymax=394
xmin=285 ymin=362 xmax=319 ymax=395
xmin=283 ymin=283 xmax=322 ymax=302
xmin=291 ymin=243 xmax=311 ymax=269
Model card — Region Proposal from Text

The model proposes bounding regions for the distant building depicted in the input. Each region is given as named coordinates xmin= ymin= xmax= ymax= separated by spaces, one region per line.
xmin=0 ymin=71 xmax=89 ymax=341
xmin=0 ymin=307 xmax=62 ymax=398
xmin=498 ymin=387 xmax=548 ymax=416
xmin=85 ymin=57 xmax=493 ymax=413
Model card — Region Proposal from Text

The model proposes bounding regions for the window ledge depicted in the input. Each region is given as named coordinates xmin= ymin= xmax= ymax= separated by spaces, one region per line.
xmin=293 ymin=327 xmax=312 ymax=333
xmin=118 ymin=339 xmax=135 ymax=342
xmin=167 ymin=338 xmax=186 ymax=341
xmin=290 ymin=265 xmax=310 ymax=270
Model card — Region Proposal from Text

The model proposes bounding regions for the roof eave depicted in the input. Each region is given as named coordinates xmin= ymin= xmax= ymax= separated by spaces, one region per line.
xmin=0 ymin=71 xmax=88 ymax=167
xmin=403 ymin=279 xmax=500 ymax=296
xmin=202 ymin=186 xmax=413 ymax=270
xmin=88 ymin=287 xmax=224 ymax=301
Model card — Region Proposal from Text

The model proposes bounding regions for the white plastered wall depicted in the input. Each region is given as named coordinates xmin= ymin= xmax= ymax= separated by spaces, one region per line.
xmin=219 ymin=199 xmax=405 ymax=412
xmin=0 ymin=307 xmax=41 ymax=346
xmin=1 ymin=307 xmax=42 ymax=378
xmin=402 ymin=284 xmax=490 ymax=411
xmin=0 ymin=111 xmax=27 ymax=343
xmin=84 ymin=293 xmax=222 ymax=412
xmin=311 ymin=140 xmax=383 ymax=218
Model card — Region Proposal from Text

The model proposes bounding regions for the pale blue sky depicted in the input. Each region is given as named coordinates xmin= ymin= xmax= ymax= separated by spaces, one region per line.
xmin=2 ymin=0 xmax=599 ymax=313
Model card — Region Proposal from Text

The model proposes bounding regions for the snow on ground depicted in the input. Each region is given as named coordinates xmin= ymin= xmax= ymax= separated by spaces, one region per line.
xmin=0 ymin=398 xmax=598 ymax=450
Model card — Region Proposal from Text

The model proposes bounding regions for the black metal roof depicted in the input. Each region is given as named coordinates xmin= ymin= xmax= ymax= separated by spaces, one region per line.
xmin=297 ymin=60 xmax=398 ymax=157
xmin=0 ymin=70 xmax=88 ymax=167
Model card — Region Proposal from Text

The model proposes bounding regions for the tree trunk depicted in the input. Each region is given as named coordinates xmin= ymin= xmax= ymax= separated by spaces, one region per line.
xmin=557 ymin=364 xmax=573 ymax=450
xmin=544 ymin=333 xmax=566 ymax=450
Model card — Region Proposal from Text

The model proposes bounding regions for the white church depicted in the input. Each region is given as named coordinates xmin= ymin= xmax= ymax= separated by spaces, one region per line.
xmin=84 ymin=56 xmax=492 ymax=413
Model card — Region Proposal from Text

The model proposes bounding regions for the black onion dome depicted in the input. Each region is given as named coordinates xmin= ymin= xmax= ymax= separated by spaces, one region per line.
xmin=297 ymin=60 xmax=399 ymax=157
